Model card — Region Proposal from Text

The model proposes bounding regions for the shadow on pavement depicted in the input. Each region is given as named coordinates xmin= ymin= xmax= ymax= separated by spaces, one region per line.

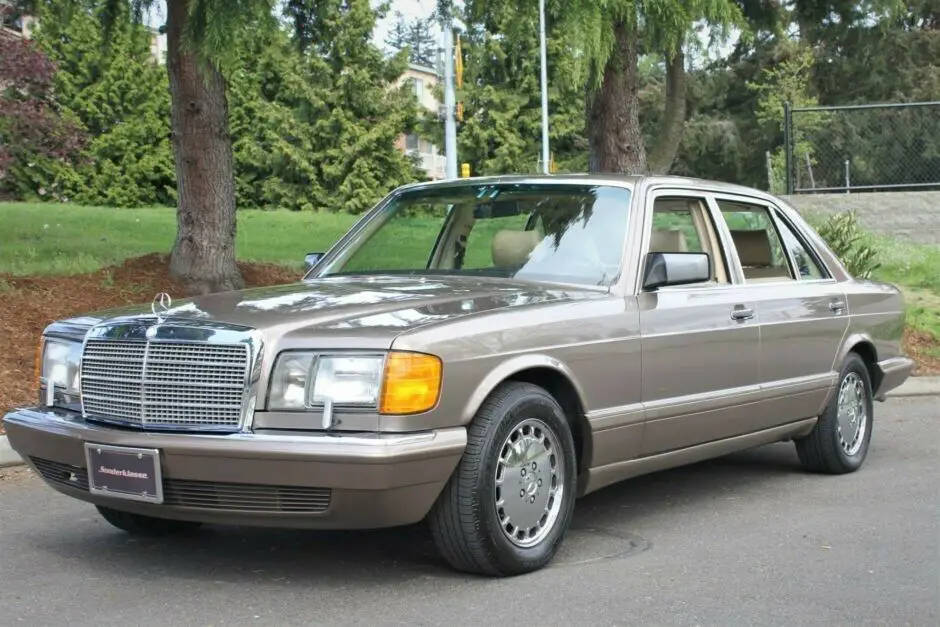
xmin=31 ymin=441 xmax=805 ymax=583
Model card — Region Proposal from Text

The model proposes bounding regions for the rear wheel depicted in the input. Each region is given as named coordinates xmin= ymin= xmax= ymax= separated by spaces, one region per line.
xmin=428 ymin=381 xmax=578 ymax=576
xmin=96 ymin=505 xmax=203 ymax=536
xmin=795 ymin=352 xmax=874 ymax=474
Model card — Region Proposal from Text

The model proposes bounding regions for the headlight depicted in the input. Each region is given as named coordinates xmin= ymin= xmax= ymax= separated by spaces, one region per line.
xmin=267 ymin=351 xmax=441 ymax=415
xmin=268 ymin=353 xmax=384 ymax=410
xmin=40 ymin=337 xmax=82 ymax=404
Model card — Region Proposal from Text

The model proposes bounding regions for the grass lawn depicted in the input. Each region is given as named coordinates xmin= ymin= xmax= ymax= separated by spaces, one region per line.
xmin=864 ymin=233 xmax=940 ymax=359
xmin=0 ymin=203 xmax=360 ymax=276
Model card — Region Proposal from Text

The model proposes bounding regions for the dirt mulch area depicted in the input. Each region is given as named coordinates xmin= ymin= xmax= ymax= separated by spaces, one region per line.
xmin=2 ymin=255 xmax=939 ymax=432
xmin=0 ymin=254 xmax=299 ymax=431
xmin=905 ymin=328 xmax=940 ymax=376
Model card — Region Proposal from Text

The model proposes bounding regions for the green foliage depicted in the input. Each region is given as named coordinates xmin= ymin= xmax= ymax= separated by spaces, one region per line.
xmin=811 ymin=210 xmax=881 ymax=279
xmin=5 ymin=0 xmax=937 ymax=212
xmin=545 ymin=0 xmax=744 ymax=90
xmin=228 ymin=0 xmax=421 ymax=213
xmin=747 ymin=42 xmax=821 ymax=194
xmin=17 ymin=0 xmax=175 ymax=206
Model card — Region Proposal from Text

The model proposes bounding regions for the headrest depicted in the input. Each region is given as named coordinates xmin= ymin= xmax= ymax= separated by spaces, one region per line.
xmin=649 ymin=229 xmax=688 ymax=253
xmin=729 ymin=229 xmax=773 ymax=266
xmin=492 ymin=229 xmax=542 ymax=267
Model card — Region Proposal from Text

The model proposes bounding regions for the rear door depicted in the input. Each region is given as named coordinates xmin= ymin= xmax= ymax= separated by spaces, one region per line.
xmin=710 ymin=193 xmax=849 ymax=422
xmin=636 ymin=188 xmax=762 ymax=456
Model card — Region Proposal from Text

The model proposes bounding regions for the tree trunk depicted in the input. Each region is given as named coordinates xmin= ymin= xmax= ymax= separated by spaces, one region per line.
xmin=586 ymin=19 xmax=646 ymax=174
xmin=648 ymin=46 xmax=687 ymax=175
xmin=165 ymin=0 xmax=243 ymax=294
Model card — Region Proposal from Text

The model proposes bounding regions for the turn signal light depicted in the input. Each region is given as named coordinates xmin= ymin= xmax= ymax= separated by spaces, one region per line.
xmin=380 ymin=352 xmax=442 ymax=415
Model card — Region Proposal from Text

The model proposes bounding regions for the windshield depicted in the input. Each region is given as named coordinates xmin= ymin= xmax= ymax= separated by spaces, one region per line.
xmin=317 ymin=182 xmax=633 ymax=287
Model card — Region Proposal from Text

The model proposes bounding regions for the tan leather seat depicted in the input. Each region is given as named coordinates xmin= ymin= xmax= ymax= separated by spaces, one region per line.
xmin=729 ymin=229 xmax=791 ymax=280
xmin=492 ymin=229 xmax=542 ymax=267
xmin=650 ymin=229 xmax=688 ymax=253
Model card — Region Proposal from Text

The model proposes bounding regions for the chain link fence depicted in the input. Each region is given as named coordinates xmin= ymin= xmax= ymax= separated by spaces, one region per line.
xmin=783 ymin=101 xmax=940 ymax=194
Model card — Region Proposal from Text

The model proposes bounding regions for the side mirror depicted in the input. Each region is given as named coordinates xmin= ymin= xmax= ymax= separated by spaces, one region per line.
xmin=304 ymin=252 xmax=324 ymax=272
xmin=642 ymin=252 xmax=711 ymax=291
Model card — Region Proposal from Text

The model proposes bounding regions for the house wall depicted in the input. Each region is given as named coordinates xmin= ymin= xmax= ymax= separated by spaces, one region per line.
xmin=781 ymin=191 xmax=940 ymax=245
xmin=395 ymin=64 xmax=445 ymax=180
xmin=398 ymin=66 xmax=440 ymax=112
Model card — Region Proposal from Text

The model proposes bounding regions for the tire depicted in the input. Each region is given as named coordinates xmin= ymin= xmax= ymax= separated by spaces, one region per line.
xmin=795 ymin=352 xmax=874 ymax=474
xmin=428 ymin=381 xmax=578 ymax=576
xmin=96 ymin=505 xmax=203 ymax=537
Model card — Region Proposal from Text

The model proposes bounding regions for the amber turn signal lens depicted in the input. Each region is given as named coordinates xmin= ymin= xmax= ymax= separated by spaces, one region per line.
xmin=379 ymin=352 xmax=442 ymax=415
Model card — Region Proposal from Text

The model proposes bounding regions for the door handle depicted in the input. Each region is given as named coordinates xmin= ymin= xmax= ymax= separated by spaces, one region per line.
xmin=829 ymin=300 xmax=846 ymax=314
xmin=731 ymin=305 xmax=755 ymax=321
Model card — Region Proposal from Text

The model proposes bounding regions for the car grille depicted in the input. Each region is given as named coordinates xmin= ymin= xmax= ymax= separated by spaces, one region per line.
xmin=80 ymin=338 xmax=250 ymax=431
xmin=30 ymin=458 xmax=332 ymax=514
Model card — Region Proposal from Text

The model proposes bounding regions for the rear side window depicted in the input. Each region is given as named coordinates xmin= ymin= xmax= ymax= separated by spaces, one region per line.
xmin=714 ymin=199 xmax=795 ymax=283
xmin=771 ymin=210 xmax=828 ymax=280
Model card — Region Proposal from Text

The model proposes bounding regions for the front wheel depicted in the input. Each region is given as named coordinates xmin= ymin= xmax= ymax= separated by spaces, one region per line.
xmin=428 ymin=382 xmax=578 ymax=576
xmin=795 ymin=352 xmax=874 ymax=474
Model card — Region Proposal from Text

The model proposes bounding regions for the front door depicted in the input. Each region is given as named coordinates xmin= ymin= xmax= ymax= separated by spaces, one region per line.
xmin=636 ymin=190 xmax=763 ymax=456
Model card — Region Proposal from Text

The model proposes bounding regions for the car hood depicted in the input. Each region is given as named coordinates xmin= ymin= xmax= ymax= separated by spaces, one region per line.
xmin=57 ymin=274 xmax=606 ymax=345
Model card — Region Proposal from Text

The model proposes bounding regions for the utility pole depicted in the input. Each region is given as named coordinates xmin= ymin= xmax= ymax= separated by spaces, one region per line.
xmin=538 ymin=0 xmax=550 ymax=174
xmin=442 ymin=18 xmax=458 ymax=179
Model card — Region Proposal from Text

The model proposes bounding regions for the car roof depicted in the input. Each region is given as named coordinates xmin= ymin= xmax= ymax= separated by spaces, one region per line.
xmin=397 ymin=173 xmax=770 ymax=199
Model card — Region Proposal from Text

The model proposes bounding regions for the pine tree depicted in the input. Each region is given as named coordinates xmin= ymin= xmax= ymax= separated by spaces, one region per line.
xmin=229 ymin=0 xmax=421 ymax=213
xmin=384 ymin=10 xmax=409 ymax=52
xmin=405 ymin=17 xmax=437 ymax=68
xmin=384 ymin=10 xmax=437 ymax=68
xmin=27 ymin=0 xmax=175 ymax=206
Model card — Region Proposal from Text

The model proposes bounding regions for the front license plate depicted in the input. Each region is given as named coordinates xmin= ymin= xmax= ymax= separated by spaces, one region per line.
xmin=84 ymin=444 xmax=164 ymax=504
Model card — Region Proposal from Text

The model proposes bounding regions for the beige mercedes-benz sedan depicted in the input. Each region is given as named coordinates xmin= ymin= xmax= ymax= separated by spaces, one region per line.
xmin=3 ymin=175 xmax=913 ymax=576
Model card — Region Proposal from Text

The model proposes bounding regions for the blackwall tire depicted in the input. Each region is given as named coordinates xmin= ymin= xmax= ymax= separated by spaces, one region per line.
xmin=795 ymin=353 xmax=874 ymax=474
xmin=428 ymin=382 xmax=578 ymax=576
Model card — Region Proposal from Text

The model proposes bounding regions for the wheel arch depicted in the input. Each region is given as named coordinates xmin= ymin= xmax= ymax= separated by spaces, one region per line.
xmin=460 ymin=355 xmax=591 ymax=471
xmin=838 ymin=334 xmax=882 ymax=394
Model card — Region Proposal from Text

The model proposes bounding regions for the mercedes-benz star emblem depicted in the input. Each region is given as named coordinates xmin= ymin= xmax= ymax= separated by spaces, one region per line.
xmin=152 ymin=292 xmax=172 ymax=317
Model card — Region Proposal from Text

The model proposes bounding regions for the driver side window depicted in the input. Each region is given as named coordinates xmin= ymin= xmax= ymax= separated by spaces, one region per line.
xmin=649 ymin=196 xmax=730 ymax=284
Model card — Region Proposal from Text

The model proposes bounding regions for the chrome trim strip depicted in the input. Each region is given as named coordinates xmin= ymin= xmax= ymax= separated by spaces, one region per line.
xmin=759 ymin=316 xmax=854 ymax=327
xmin=6 ymin=407 xmax=445 ymax=447
xmin=587 ymin=373 xmax=834 ymax=430
xmin=585 ymin=403 xmax=645 ymax=431
xmin=139 ymin=333 xmax=151 ymax=424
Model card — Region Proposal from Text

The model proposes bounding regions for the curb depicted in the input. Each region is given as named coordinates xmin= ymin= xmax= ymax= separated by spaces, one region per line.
xmin=0 ymin=377 xmax=937 ymax=471
xmin=886 ymin=376 xmax=940 ymax=398
xmin=0 ymin=434 xmax=23 ymax=468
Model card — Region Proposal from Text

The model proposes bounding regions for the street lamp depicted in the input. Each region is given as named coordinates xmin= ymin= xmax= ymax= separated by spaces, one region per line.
xmin=539 ymin=0 xmax=550 ymax=174
xmin=442 ymin=17 xmax=458 ymax=179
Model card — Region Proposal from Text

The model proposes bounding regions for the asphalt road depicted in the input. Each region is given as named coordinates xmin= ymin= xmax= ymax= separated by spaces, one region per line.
xmin=1 ymin=396 xmax=937 ymax=627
